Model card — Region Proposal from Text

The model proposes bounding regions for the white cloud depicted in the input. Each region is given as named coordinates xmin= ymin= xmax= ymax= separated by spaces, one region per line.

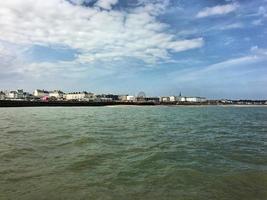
xmin=250 ymin=6 xmax=266 ymax=26
xmin=199 ymin=55 xmax=262 ymax=73
xmin=196 ymin=4 xmax=238 ymax=18
xmin=258 ymin=6 xmax=267 ymax=17
xmin=170 ymin=48 xmax=267 ymax=83
xmin=0 ymin=42 xmax=28 ymax=71
xmin=219 ymin=22 xmax=243 ymax=30
xmin=250 ymin=46 xmax=259 ymax=51
xmin=95 ymin=0 xmax=118 ymax=10
xmin=252 ymin=19 xmax=263 ymax=26
xmin=0 ymin=0 xmax=203 ymax=67
xmin=250 ymin=46 xmax=267 ymax=55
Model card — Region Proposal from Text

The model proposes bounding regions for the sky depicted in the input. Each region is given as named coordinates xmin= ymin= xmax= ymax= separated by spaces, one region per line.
xmin=0 ymin=0 xmax=266 ymax=99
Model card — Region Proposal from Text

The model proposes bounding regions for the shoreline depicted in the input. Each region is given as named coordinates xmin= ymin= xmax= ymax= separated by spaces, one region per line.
xmin=0 ymin=100 xmax=155 ymax=107
xmin=0 ymin=100 xmax=266 ymax=107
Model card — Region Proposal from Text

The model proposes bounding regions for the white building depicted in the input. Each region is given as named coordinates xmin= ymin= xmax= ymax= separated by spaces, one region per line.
xmin=34 ymin=89 xmax=49 ymax=98
xmin=7 ymin=91 xmax=18 ymax=99
xmin=181 ymin=97 xmax=206 ymax=102
xmin=118 ymin=95 xmax=128 ymax=101
xmin=178 ymin=96 xmax=187 ymax=102
xmin=220 ymin=99 xmax=232 ymax=104
xmin=160 ymin=97 xmax=170 ymax=102
xmin=161 ymin=95 xmax=206 ymax=103
xmin=16 ymin=89 xmax=24 ymax=99
xmin=126 ymin=95 xmax=135 ymax=102
xmin=65 ymin=92 xmax=95 ymax=101
xmin=169 ymin=96 xmax=177 ymax=102
xmin=98 ymin=97 xmax=113 ymax=102
xmin=23 ymin=92 xmax=32 ymax=99
xmin=0 ymin=91 xmax=5 ymax=100
xmin=49 ymin=90 xmax=64 ymax=99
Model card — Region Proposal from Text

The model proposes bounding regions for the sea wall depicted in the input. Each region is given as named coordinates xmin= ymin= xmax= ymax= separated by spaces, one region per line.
xmin=0 ymin=100 xmax=156 ymax=107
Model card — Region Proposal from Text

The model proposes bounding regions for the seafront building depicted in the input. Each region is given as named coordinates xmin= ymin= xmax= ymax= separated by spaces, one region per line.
xmin=169 ymin=96 xmax=177 ymax=102
xmin=184 ymin=97 xmax=206 ymax=102
xmin=2 ymin=89 xmax=32 ymax=100
xmin=0 ymin=91 xmax=5 ymax=100
xmin=136 ymin=97 xmax=160 ymax=102
xmin=96 ymin=94 xmax=119 ymax=102
xmin=118 ymin=95 xmax=128 ymax=101
xmin=130 ymin=95 xmax=159 ymax=102
xmin=7 ymin=91 xmax=18 ymax=99
xmin=0 ymin=89 xmax=206 ymax=103
xmin=65 ymin=92 xmax=95 ymax=101
xmin=33 ymin=89 xmax=49 ymax=98
xmin=160 ymin=97 xmax=170 ymax=102
xmin=49 ymin=90 xmax=64 ymax=99
xmin=17 ymin=89 xmax=24 ymax=99
xmin=1 ymin=88 xmax=267 ymax=105
xmin=161 ymin=94 xmax=206 ymax=103
xmin=178 ymin=96 xmax=206 ymax=103
xmin=126 ymin=95 xmax=136 ymax=102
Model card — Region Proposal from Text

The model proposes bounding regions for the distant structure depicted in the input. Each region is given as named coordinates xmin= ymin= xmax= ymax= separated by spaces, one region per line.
xmin=17 ymin=89 xmax=24 ymax=99
xmin=65 ymin=92 xmax=95 ymax=101
xmin=49 ymin=90 xmax=64 ymax=99
xmin=182 ymin=97 xmax=206 ymax=102
xmin=126 ymin=95 xmax=136 ymax=102
xmin=3 ymin=89 xmax=32 ymax=100
xmin=2 ymin=88 xmax=267 ymax=105
xmin=7 ymin=91 xmax=18 ymax=99
xmin=137 ymin=91 xmax=146 ymax=98
xmin=0 ymin=91 xmax=5 ymax=100
xmin=0 ymin=88 xmax=207 ymax=105
xmin=160 ymin=90 xmax=206 ymax=103
xmin=96 ymin=94 xmax=118 ymax=102
xmin=33 ymin=89 xmax=49 ymax=98
xmin=118 ymin=95 xmax=128 ymax=101
xmin=160 ymin=96 xmax=170 ymax=102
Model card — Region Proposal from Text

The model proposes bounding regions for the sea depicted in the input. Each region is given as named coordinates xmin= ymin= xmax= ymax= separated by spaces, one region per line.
xmin=0 ymin=106 xmax=266 ymax=200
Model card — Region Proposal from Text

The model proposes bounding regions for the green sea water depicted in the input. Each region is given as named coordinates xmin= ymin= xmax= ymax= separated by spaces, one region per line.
xmin=0 ymin=106 xmax=267 ymax=200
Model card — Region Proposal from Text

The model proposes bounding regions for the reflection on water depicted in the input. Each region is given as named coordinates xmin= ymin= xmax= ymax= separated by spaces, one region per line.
xmin=0 ymin=106 xmax=267 ymax=200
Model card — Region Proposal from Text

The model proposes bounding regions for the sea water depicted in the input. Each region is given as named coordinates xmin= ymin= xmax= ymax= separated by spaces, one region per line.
xmin=0 ymin=106 xmax=266 ymax=200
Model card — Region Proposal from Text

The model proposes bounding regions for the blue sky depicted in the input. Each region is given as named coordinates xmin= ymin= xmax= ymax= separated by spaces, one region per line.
xmin=0 ymin=0 xmax=266 ymax=99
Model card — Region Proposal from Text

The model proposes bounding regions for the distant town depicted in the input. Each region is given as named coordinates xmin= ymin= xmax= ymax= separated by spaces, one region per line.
xmin=0 ymin=89 xmax=267 ymax=107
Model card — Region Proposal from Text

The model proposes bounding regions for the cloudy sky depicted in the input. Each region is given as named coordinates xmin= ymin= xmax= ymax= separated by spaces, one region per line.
xmin=0 ymin=0 xmax=266 ymax=99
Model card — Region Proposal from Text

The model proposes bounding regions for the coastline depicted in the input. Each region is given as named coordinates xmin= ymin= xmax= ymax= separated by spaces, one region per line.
xmin=0 ymin=100 xmax=155 ymax=107
xmin=0 ymin=100 xmax=266 ymax=107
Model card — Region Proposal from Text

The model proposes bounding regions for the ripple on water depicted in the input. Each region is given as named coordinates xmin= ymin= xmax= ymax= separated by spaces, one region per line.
xmin=0 ymin=106 xmax=267 ymax=200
